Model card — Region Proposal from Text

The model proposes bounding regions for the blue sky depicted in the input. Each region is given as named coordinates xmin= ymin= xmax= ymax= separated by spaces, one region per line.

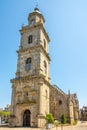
xmin=0 ymin=0 xmax=87 ymax=108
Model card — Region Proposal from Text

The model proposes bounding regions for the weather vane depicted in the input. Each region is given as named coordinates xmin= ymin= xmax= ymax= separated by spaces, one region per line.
xmin=35 ymin=0 xmax=38 ymax=8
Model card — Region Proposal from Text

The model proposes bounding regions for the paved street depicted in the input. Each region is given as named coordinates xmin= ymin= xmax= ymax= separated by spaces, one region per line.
xmin=0 ymin=122 xmax=87 ymax=130
xmin=52 ymin=122 xmax=87 ymax=130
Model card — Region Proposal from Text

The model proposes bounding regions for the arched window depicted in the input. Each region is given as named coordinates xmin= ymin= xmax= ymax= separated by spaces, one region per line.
xmin=59 ymin=100 xmax=62 ymax=105
xmin=28 ymin=35 xmax=33 ymax=44
xmin=25 ymin=57 xmax=32 ymax=70
xmin=44 ymin=60 xmax=47 ymax=74
xmin=44 ymin=39 xmax=46 ymax=49
xmin=30 ymin=19 xmax=35 ymax=25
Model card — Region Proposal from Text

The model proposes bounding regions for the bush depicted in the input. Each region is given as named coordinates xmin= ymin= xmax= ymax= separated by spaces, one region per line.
xmin=61 ymin=114 xmax=66 ymax=124
xmin=73 ymin=120 xmax=77 ymax=125
xmin=45 ymin=113 xmax=54 ymax=124
xmin=0 ymin=111 xmax=10 ymax=116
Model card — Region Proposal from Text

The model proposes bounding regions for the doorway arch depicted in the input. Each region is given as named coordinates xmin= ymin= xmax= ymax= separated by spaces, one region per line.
xmin=23 ymin=110 xmax=31 ymax=127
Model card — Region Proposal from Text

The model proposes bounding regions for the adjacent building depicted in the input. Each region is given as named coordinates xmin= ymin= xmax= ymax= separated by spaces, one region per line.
xmin=10 ymin=8 xmax=79 ymax=127
xmin=80 ymin=106 xmax=87 ymax=121
xmin=0 ymin=105 xmax=11 ymax=124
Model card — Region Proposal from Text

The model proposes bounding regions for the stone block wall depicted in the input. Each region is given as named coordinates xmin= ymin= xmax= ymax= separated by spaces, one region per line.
xmin=50 ymin=85 xmax=69 ymax=121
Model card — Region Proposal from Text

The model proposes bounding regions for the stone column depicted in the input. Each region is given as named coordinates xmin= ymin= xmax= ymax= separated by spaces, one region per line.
xmin=10 ymin=84 xmax=16 ymax=127
xmin=37 ymin=78 xmax=45 ymax=127
xmin=68 ymin=100 xmax=74 ymax=124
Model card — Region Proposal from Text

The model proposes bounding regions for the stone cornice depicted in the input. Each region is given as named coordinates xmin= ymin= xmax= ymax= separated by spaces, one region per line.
xmin=20 ymin=23 xmax=50 ymax=42
xmin=38 ymin=74 xmax=51 ymax=87
xmin=17 ymin=44 xmax=40 ymax=53
xmin=28 ymin=11 xmax=45 ymax=23
xmin=43 ymin=78 xmax=51 ymax=88
xmin=11 ymin=74 xmax=51 ymax=87
xmin=11 ymin=74 xmax=43 ymax=83
xmin=11 ymin=75 xmax=38 ymax=83
xmin=17 ymin=44 xmax=51 ymax=61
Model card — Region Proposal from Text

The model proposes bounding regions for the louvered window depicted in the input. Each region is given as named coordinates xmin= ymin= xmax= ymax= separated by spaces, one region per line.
xmin=28 ymin=35 xmax=33 ymax=44
xmin=25 ymin=58 xmax=32 ymax=70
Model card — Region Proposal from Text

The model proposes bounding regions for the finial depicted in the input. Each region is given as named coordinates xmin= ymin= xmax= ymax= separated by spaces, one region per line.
xmin=36 ymin=1 xmax=38 ymax=8
xmin=34 ymin=0 xmax=39 ymax=11
xmin=35 ymin=0 xmax=38 ymax=8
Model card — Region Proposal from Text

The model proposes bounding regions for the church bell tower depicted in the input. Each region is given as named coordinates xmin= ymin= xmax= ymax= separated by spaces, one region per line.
xmin=10 ymin=8 xmax=51 ymax=127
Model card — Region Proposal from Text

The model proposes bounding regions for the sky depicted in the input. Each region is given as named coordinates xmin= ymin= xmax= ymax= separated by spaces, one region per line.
xmin=0 ymin=0 xmax=87 ymax=109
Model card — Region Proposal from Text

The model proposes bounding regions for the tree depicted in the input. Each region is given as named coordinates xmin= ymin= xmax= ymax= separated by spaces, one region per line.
xmin=61 ymin=114 xmax=66 ymax=124
xmin=0 ymin=111 xmax=10 ymax=116
xmin=45 ymin=113 xmax=54 ymax=124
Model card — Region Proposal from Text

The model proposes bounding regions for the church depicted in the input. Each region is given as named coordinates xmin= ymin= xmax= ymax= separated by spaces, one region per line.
xmin=10 ymin=8 xmax=79 ymax=127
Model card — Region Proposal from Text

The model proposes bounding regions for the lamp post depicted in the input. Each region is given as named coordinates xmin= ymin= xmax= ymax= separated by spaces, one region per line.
xmin=54 ymin=120 xmax=58 ymax=130
xmin=61 ymin=118 xmax=63 ymax=130
xmin=61 ymin=123 xmax=63 ymax=130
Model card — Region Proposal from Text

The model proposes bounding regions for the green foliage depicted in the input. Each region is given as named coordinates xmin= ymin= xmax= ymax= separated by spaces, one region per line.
xmin=73 ymin=120 xmax=77 ymax=125
xmin=61 ymin=114 xmax=66 ymax=124
xmin=0 ymin=111 xmax=10 ymax=116
xmin=45 ymin=113 xmax=54 ymax=124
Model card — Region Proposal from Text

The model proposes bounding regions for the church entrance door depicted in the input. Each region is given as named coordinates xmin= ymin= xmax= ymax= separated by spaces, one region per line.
xmin=23 ymin=110 xmax=31 ymax=127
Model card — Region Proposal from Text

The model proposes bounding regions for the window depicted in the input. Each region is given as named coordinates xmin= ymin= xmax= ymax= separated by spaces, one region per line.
xmin=28 ymin=35 xmax=33 ymax=44
xmin=24 ymin=92 xmax=28 ymax=98
xmin=44 ymin=39 xmax=46 ymax=49
xmin=59 ymin=100 xmax=62 ymax=105
xmin=25 ymin=57 xmax=32 ymax=70
xmin=44 ymin=60 xmax=47 ymax=74
xmin=31 ymin=19 xmax=35 ymax=25
xmin=45 ymin=90 xmax=48 ymax=99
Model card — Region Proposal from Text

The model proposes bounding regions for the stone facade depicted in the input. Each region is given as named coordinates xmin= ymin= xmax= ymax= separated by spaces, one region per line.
xmin=10 ymin=8 xmax=79 ymax=127
xmin=50 ymin=85 xmax=79 ymax=123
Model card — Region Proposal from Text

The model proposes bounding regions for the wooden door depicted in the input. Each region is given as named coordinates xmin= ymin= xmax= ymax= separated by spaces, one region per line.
xmin=23 ymin=110 xmax=31 ymax=127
